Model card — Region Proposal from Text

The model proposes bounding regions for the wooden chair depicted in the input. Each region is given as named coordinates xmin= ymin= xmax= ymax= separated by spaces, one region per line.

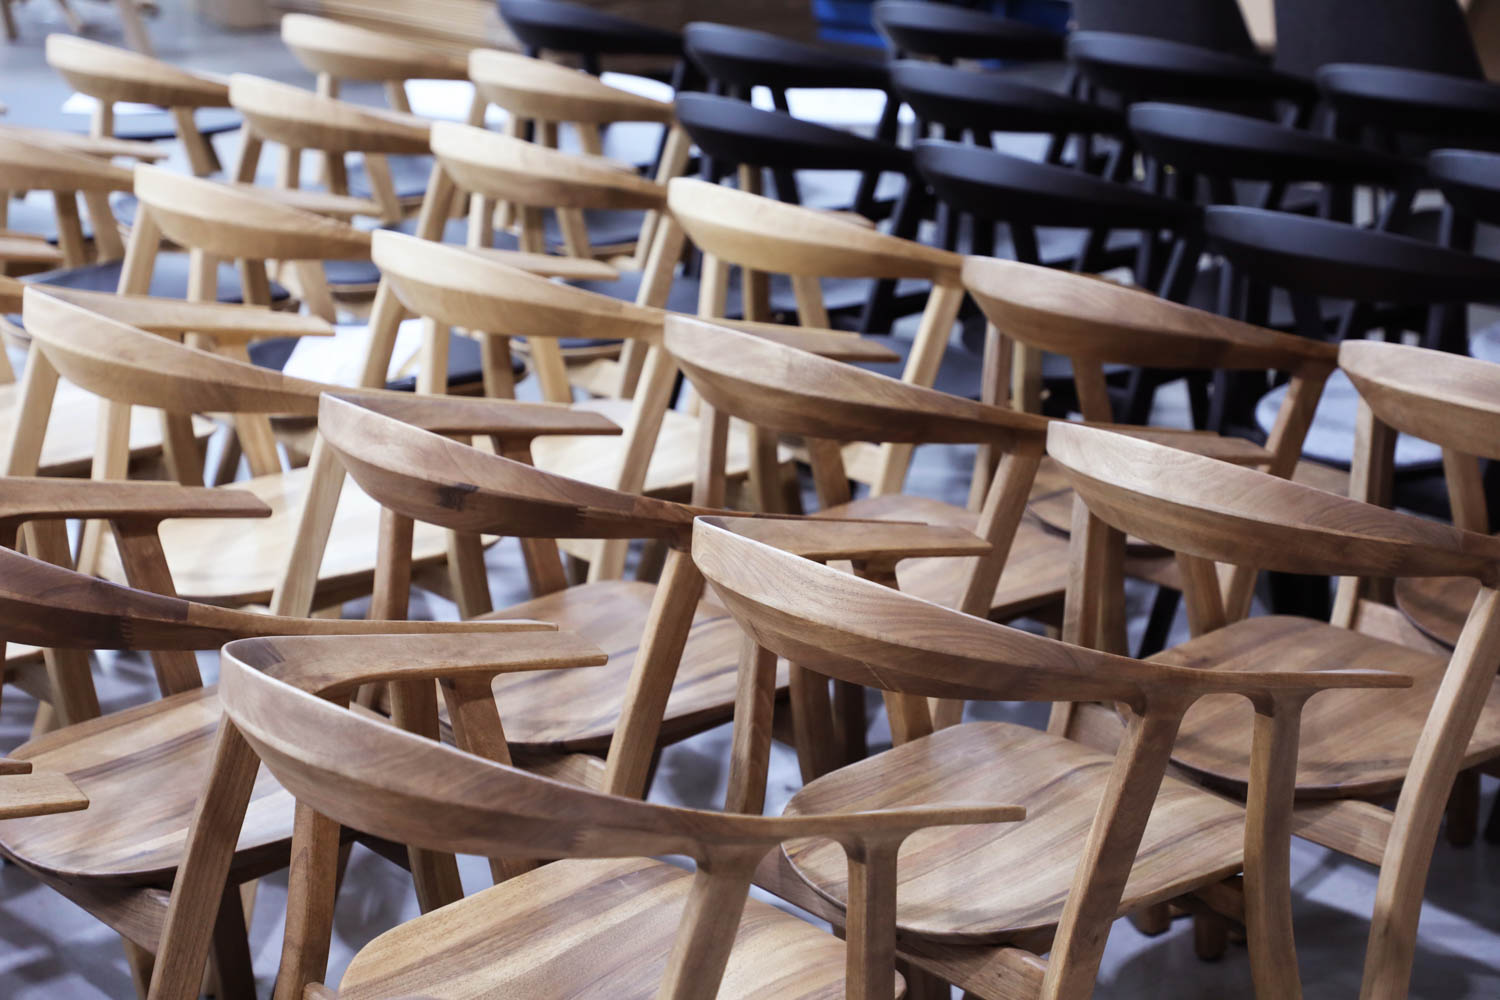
xmin=0 ymin=130 xmax=133 ymax=269
xmin=694 ymin=512 xmax=1406 ymax=999
xmin=229 ymin=72 xmax=434 ymax=230
xmin=280 ymin=13 xmax=476 ymax=117
xmin=360 ymin=230 xmax=896 ymax=581
xmin=45 ymin=34 xmax=234 ymax=177
xmin=197 ymin=629 xmax=1020 ymax=999
xmin=666 ymin=176 xmax=967 ymax=497
xmin=0 ymin=476 xmax=553 ymax=1000
xmin=468 ymin=47 xmax=689 ymax=254
xmin=962 ymin=255 xmax=1339 ymax=629
xmin=1046 ymin=418 xmax=1500 ymax=1000
xmin=662 ymin=315 xmax=1277 ymax=669
xmin=12 ymin=286 xmax=615 ymax=616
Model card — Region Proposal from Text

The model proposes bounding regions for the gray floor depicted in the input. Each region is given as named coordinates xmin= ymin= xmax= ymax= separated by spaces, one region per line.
xmin=0 ymin=3 xmax=1498 ymax=997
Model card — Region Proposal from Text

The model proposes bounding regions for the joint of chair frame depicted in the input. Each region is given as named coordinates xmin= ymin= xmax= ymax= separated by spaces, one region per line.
xmin=221 ymin=630 xmax=608 ymax=700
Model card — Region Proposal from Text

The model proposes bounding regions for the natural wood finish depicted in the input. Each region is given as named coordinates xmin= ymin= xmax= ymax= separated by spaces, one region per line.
xmin=1049 ymin=419 xmax=1500 ymax=1000
xmin=216 ymin=631 xmax=1019 ymax=998
xmin=696 ymin=516 xmax=1403 ymax=999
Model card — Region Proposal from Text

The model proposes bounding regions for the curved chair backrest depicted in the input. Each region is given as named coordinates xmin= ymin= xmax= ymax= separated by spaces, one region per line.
xmin=430 ymin=120 xmax=666 ymax=213
xmin=319 ymin=393 xmax=695 ymax=544
xmin=683 ymin=22 xmax=888 ymax=92
xmin=1341 ymin=340 xmax=1500 ymax=468
xmin=132 ymin=164 xmax=372 ymax=265
xmin=470 ymin=48 xmax=677 ymax=127
xmin=1072 ymin=0 xmax=1257 ymax=55
xmin=46 ymin=34 xmax=229 ymax=112
xmin=1274 ymin=0 xmax=1482 ymax=80
xmin=0 ymin=133 xmax=134 ymax=193
xmin=1429 ymin=149 xmax=1500 ymax=228
xmin=674 ymin=93 xmax=911 ymax=176
xmin=889 ymin=60 xmax=1124 ymax=137
xmin=667 ymin=176 xmax=958 ymax=283
xmin=872 ymin=0 xmax=1065 ymax=62
xmin=229 ymin=74 xmax=432 ymax=156
xmin=1048 ymin=421 xmax=1500 ymax=585
xmin=281 ymin=13 xmax=469 ymax=87
xmin=498 ymin=0 xmax=683 ymax=60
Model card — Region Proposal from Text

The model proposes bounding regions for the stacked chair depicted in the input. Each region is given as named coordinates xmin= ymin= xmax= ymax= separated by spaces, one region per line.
xmin=3 ymin=6 xmax=1500 ymax=1000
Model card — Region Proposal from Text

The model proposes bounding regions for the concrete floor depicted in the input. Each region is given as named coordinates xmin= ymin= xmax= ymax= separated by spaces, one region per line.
xmin=0 ymin=3 xmax=1497 ymax=997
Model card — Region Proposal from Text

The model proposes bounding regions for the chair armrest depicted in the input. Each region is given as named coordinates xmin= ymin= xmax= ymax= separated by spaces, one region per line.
xmin=714 ymin=319 xmax=901 ymax=363
xmin=0 ymin=479 xmax=270 ymax=530
xmin=741 ymin=802 xmax=1024 ymax=849
xmin=1076 ymin=422 xmax=1273 ymax=466
xmin=0 ymin=124 xmax=169 ymax=162
xmin=36 ymin=287 xmax=336 ymax=344
xmin=699 ymin=515 xmax=990 ymax=564
xmin=1192 ymin=665 xmax=1413 ymax=701
xmin=323 ymin=392 xmax=622 ymax=442
xmin=222 ymin=629 xmax=607 ymax=699
xmin=228 ymin=183 xmax=375 ymax=220
xmin=0 ymin=771 xmax=88 ymax=820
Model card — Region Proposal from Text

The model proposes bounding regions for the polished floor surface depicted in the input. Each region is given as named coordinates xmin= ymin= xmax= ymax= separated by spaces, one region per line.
xmin=0 ymin=3 xmax=1498 ymax=997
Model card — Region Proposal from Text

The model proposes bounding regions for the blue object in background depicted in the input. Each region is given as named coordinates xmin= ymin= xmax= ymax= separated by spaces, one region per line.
xmin=813 ymin=0 xmax=1072 ymax=50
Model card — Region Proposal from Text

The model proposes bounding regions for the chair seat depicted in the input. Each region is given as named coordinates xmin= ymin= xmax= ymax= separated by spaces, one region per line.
xmin=0 ymin=377 xmax=214 ymax=477
xmin=822 ymin=493 xmax=1175 ymax=622
xmin=0 ymin=686 xmax=290 ymax=883
xmin=96 ymin=464 xmax=463 ymax=607
xmin=530 ymin=399 xmax=754 ymax=498
xmin=1161 ymin=615 xmax=1500 ymax=797
xmin=480 ymin=580 xmax=769 ymax=751
xmin=1396 ymin=575 xmax=1475 ymax=648
xmin=335 ymin=857 xmax=866 ymax=1000
xmin=783 ymin=722 xmax=1245 ymax=943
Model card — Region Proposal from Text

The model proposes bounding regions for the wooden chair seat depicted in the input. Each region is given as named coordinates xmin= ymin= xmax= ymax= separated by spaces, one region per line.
xmin=1395 ymin=575 xmax=1474 ymax=648
xmin=477 ymin=580 xmax=775 ymax=751
xmin=1 ymin=378 xmax=213 ymax=477
xmin=332 ymin=856 xmax=873 ymax=1000
xmin=96 ymin=464 xmax=468 ymax=607
xmin=782 ymin=722 xmax=1245 ymax=943
xmin=0 ymin=685 xmax=289 ymax=882
xmin=530 ymin=400 xmax=754 ymax=498
xmin=1162 ymin=615 xmax=1500 ymax=797
xmin=822 ymin=493 xmax=1176 ymax=621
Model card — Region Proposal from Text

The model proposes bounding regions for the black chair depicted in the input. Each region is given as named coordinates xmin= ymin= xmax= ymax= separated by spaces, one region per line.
xmin=497 ymin=0 xmax=684 ymax=76
xmin=872 ymin=0 xmax=1066 ymax=63
xmin=1274 ymin=0 xmax=1483 ymax=81
xmin=915 ymin=138 xmax=1204 ymax=422
xmin=683 ymin=22 xmax=896 ymax=217
xmin=673 ymin=92 xmax=919 ymax=329
xmin=1072 ymin=0 xmax=1259 ymax=56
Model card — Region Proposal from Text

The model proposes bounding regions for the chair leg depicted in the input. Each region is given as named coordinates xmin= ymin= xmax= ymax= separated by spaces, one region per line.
xmin=122 ymin=939 xmax=154 ymax=1000
xmin=1194 ymin=911 xmax=1230 ymax=961
xmin=1128 ymin=902 xmax=1172 ymax=937
xmin=1444 ymin=768 xmax=1480 ymax=847
xmin=209 ymin=882 xmax=257 ymax=1000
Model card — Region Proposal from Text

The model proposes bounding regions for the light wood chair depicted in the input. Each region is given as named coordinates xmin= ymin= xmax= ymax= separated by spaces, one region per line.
xmin=12 ymin=286 xmax=615 ymax=616
xmin=962 ymin=255 xmax=1340 ymax=632
xmin=199 ymin=629 xmax=1020 ymax=1000
xmin=662 ymin=315 xmax=1275 ymax=682
xmin=695 ymin=512 xmax=1407 ymax=1000
xmin=0 ymin=130 xmax=133 ymax=268
xmin=45 ymin=34 xmax=233 ymax=177
xmin=0 ymin=474 xmax=551 ymax=999
xmin=666 ymin=176 xmax=968 ymax=498
xmin=315 ymin=389 xmax=920 ymax=801
xmin=468 ymin=47 xmax=688 ymax=255
xmin=360 ymin=229 xmax=896 ymax=582
xmin=229 ymin=72 xmax=434 ymax=230
xmin=281 ymin=13 xmax=476 ymax=117
xmin=1047 ymin=417 xmax=1500 ymax=1000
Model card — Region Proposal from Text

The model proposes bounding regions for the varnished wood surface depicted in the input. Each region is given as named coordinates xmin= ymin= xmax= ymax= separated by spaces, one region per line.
xmin=332 ymin=857 xmax=871 ymax=999
xmin=1395 ymin=575 xmax=1475 ymax=648
xmin=783 ymin=722 xmax=1245 ymax=943
xmin=0 ymin=686 xmax=291 ymax=882
xmin=0 ymin=771 xmax=88 ymax=821
xmin=0 ymin=378 xmax=213 ymax=478
xmin=1164 ymin=616 xmax=1500 ymax=797
xmin=480 ymin=580 xmax=777 ymax=751
xmin=93 ymin=463 xmax=470 ymax=607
